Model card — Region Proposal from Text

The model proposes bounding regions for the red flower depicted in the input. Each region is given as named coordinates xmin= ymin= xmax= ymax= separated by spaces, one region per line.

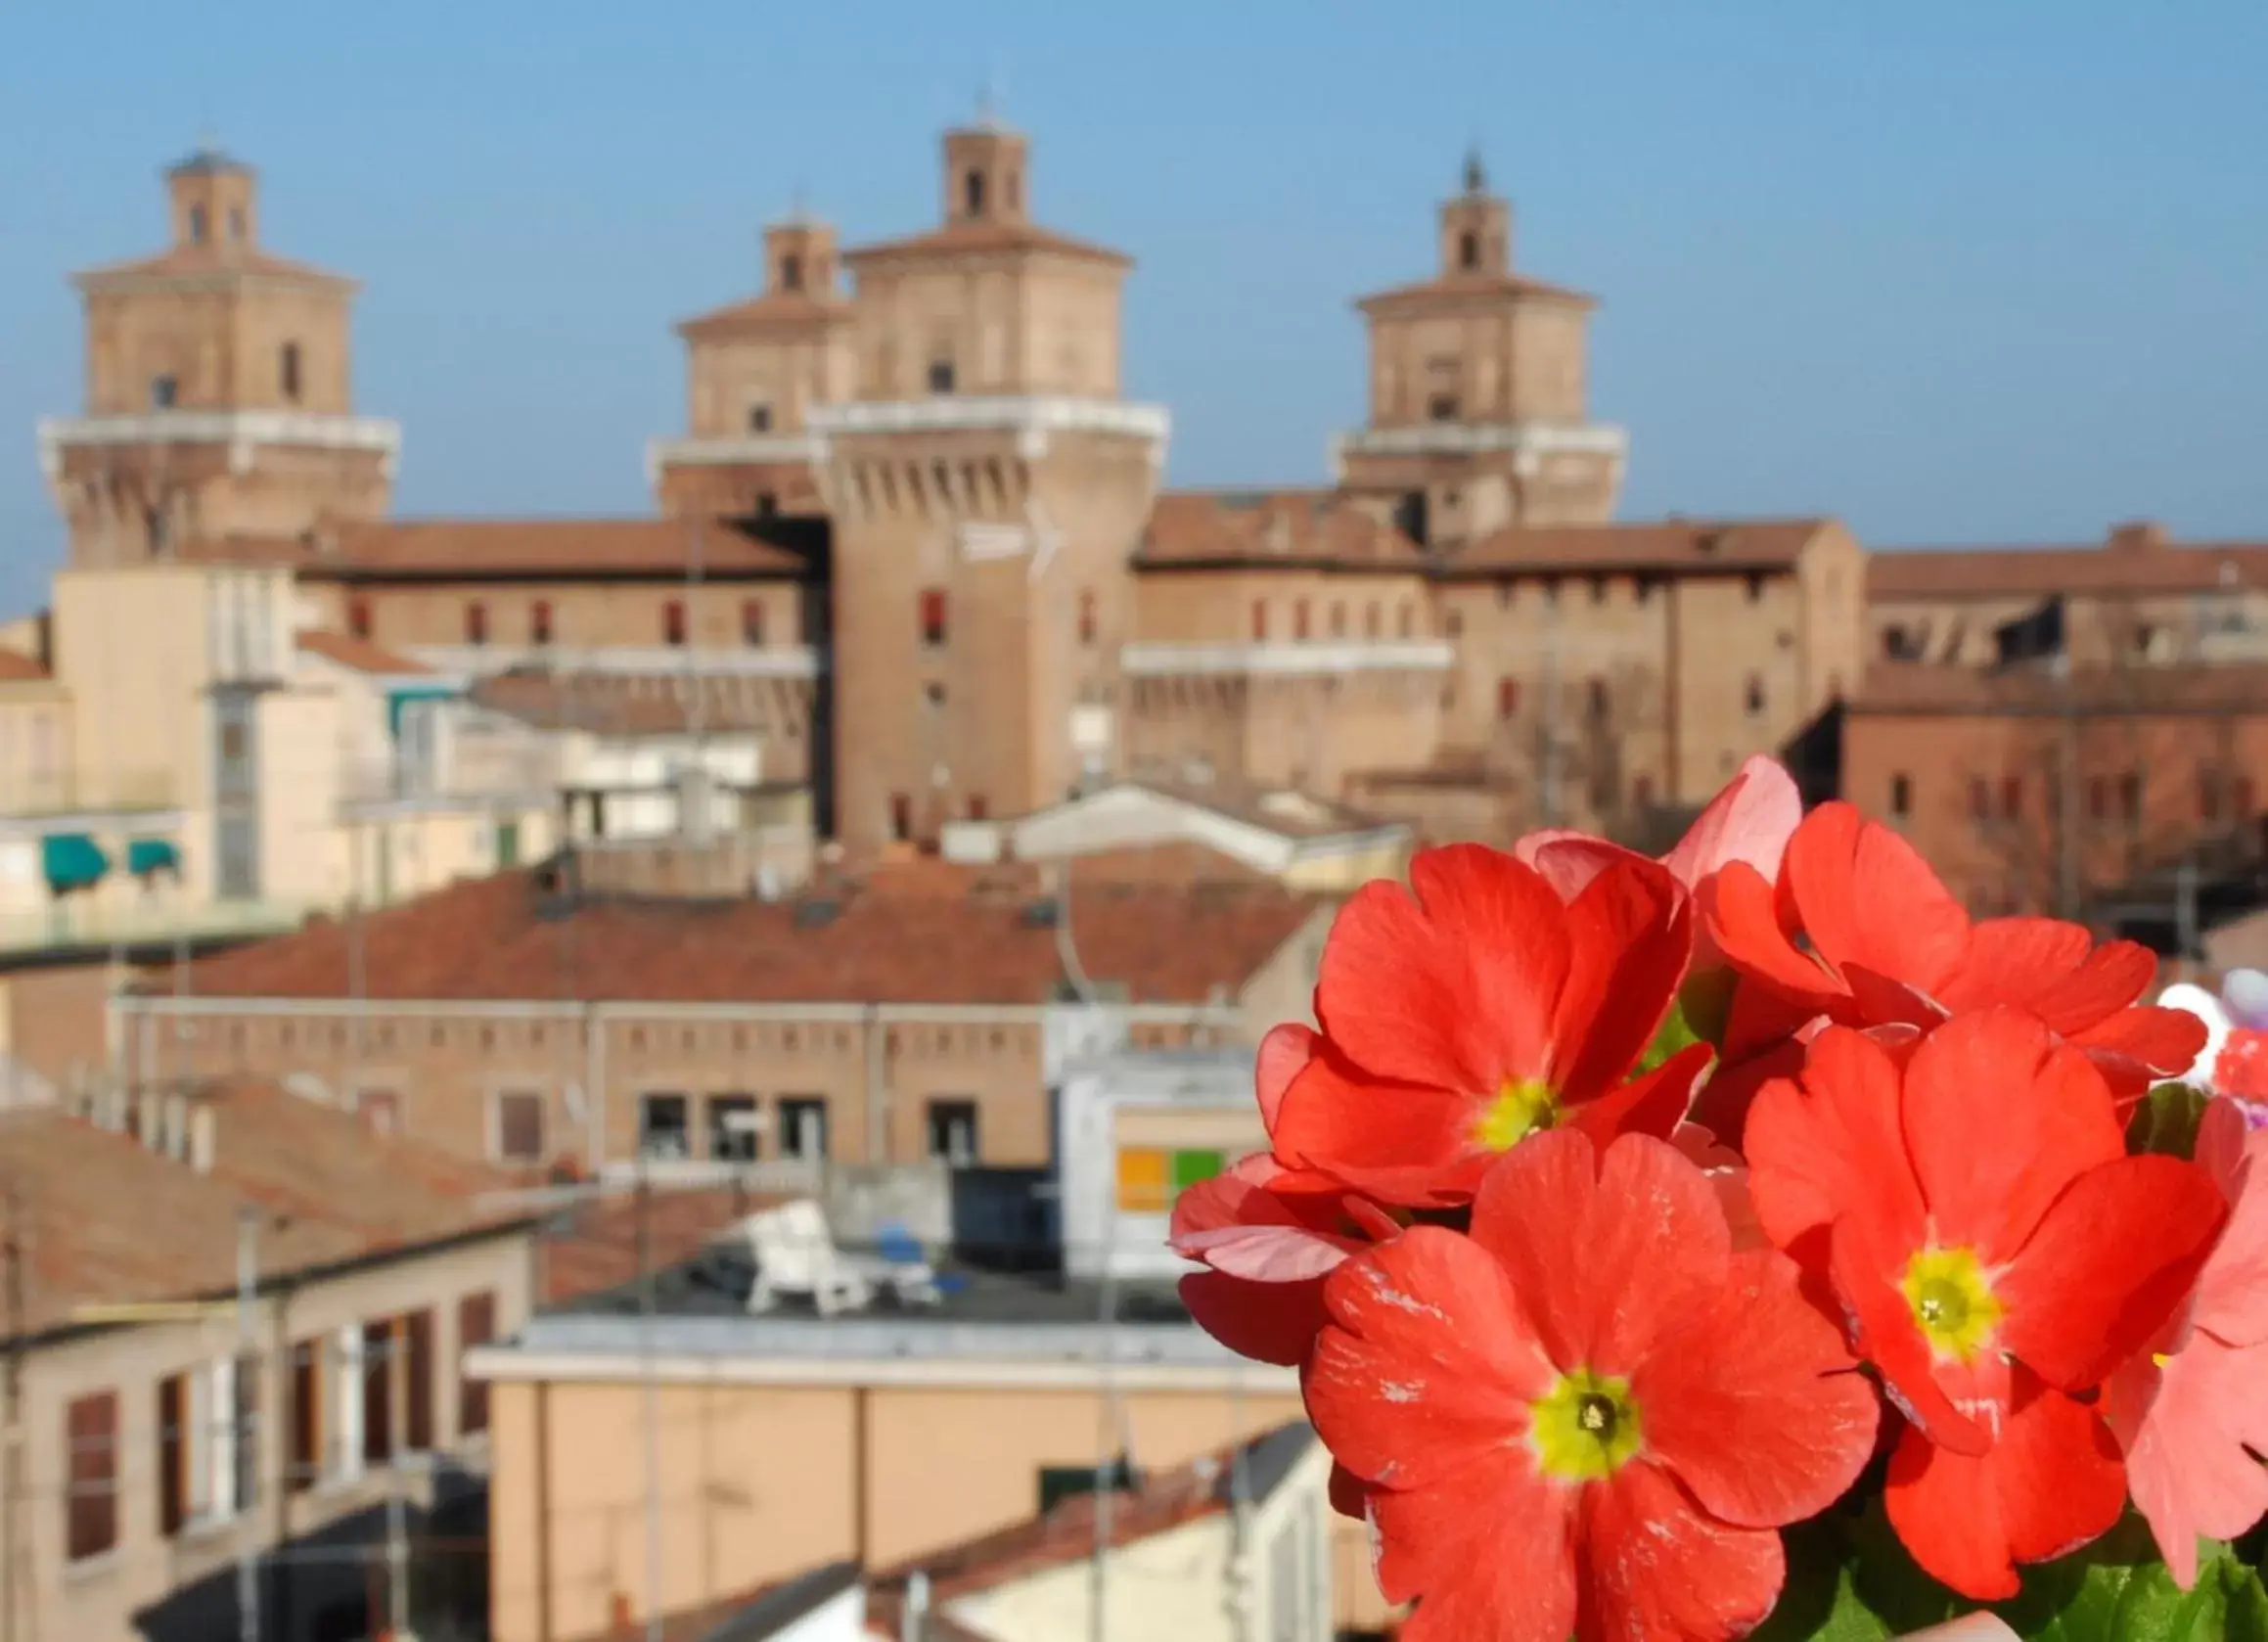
xmin=1745 ymin=1010 xmax=2227 ymax=1597
xmin=1270 ymin=844 xmax=1711 ymax=1206
xmin=1171 ymin=1025 xmax=1401 ymax=1366
xmin=1305 ymin=1129 xmax=1878 ymax=1642
xmin=1702 ymin=801 xmax=2204 ymax=1133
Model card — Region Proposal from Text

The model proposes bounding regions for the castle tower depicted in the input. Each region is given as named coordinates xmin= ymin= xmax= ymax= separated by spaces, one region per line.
xmin=1334 ymin=151 xmax=1626 ymax=548
xmin=36 ymin=148 xmax=398 ymax=567
xmin=812 ymin=116 xmax=1167 ymax=852
xmin=652 ymin=208 xmax=858 ymax=519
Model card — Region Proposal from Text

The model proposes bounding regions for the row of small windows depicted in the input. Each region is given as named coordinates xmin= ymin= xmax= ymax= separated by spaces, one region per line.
xmin=186 ymin=204 xmax=249 ymax=246
xmin=1251 ymin=600 xmax=1420 ymax=643
xmin=1887 ymin=770 xmax=2259 ymax=825
xmin=147 ymin=343 xmax=301 ymax=412
xmin=345 ymin=598 xmax=775 ymax=648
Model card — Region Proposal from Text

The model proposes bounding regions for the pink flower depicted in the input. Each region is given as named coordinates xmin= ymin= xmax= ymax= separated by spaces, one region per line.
xmin=2106 ymin=1096 xmax=2268 ymax=1585
xmin=1516 ymin=753 xmax=1801 ymax=966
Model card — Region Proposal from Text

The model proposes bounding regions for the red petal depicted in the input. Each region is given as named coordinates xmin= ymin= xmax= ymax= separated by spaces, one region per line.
xmin=1937 ymin=922 xmax=2153 ymax=1032
xmin=1175 ymin=1220 xmax=1360 ymax=1283
xmin=1578 ymin=1462 xmax=1788 ymax=1642
xmin=1661 ymin=754 xmax=1803 ymax=891
xmin=1254 ymin=1022 xmax=1318 ymax=1134
xmin=2069 ymin=1006 xmax=2212 ymax=1091
xmin=1635 ymin=1249 xmax=1879 ymax=1528
xmin=1745 ymin=1026 xmax=1923 ymax=1254
xmin=2191 ymin=1118 xmax=2268 ymax=1347
xmin=1830 ymin=1213 xmax=1992 ymax=1455
xmin=1884 ymin=1382 xmax=2125 ymax=1601
xmin=2111 ymin=1332 xmax=2268 ymax=1586
xmin=1548 ymin=855 xmax=1694 ymax=1100
xmin=1783 ymin=802 xmax=1971 ymax=995
xmin=1269 ymin=1045 xmax=1488 ymax=1208
xmin=1169 ymin=1152 xmax=1293 ymax=1242
xmin=1512 ymin=830 xmax=1639 ymax=901
xmin=1315 ymin=844 xmax=1569 ymax=1094
xmin=1688 ymin=1037 xmax=1806 ymax=1148
xmin=1326 ymin=1461 xmax=1369 ymax=1522
xmin=1470 ymin=1129 xmax=1729 ymax=1378
xmin=1179 ymin=1270 xmax=1328 ymax=1367
xmin=1565 ymin=1042 xmax=1711 ymax=1145
xmin=1307 ymin=1227 xmax=1555 ymax=1489
xmin=1998 ymin=1154 xmax=2227 ymax=1391
xmin=1704 ymin=861 xmax=1841 ymax=1008
xmin=1371 ymin=1449 xmax=1578 ymax=1642
xmin=1901 ymin=1011 xmax=2126 ymax=1264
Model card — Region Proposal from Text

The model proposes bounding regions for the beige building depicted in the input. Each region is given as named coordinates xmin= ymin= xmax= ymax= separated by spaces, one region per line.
xmin=0 ymin=1077 xmax=537 ymax=1642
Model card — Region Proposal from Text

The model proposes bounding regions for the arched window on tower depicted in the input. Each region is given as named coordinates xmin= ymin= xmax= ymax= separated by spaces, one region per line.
xmin=1459 ymin=231 xmax=1479 ymax=271
xmin=280 ymin=342 xmax=302 ymax=404
xmin=965 ymin=168 xmax=986 ymax=217
xmin=189 ymin=205 xmax=207 ymax=245
xmin=780 ymin=253 xmax=803 ymax=293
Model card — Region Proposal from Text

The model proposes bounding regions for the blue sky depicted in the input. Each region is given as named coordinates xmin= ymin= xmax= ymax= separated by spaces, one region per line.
xmin=3 ymin=1 xmax=2265 ymax=614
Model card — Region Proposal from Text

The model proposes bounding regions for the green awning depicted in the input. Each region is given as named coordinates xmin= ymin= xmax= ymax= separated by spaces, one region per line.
xmin=41 ymin=834 xmax=109 ymax=894
xmin=387 ymin=685 xmax=459 ymax=739
xmin=127 ymin=839 xmax=180 ymax=878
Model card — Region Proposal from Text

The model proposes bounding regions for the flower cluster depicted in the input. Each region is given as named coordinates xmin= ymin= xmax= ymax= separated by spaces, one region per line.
xmin=1172 ymin=756 xmax=2256 ymax=1641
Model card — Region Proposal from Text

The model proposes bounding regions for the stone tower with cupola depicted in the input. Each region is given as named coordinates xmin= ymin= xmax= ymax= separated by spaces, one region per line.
xmin=813 ymin=115 xmax=1166 ymax=852
xmin=38 ymin=148 xmax=397 ymax=568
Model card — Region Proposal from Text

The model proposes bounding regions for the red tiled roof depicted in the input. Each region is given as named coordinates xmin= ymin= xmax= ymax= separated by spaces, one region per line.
xmin=845 ymin=219 xmax=1130 ymax=268
xmin=1440 ymin=518 xmax=1830 ymax=577
xmin=73 ymin=245 xmax=351 ymax=288
xmin=1136 ymin=490 xmax=1425 ymax=570
xmin=0 ymin=650 xmax=50 ymax=683
xmin=468 ymin=670 xmax=787 ymax=738
xmin=303 ymin=519 xmax=813 ymax=580
xmin=296 ymin=629 xmax=431 ymax=676
xmin=676 ymin=290 xmax=855 ymax=337
xmin=165 ymin=857 xmax=1325 ymax=1007
xmin=1868 ymin=538 xmax=2268 ymax=600
xmin=1849 ymin=661 xmax=2268 ymax=717
xmin=538 ymin=1184 xmax=784 ymax=1306
xmin=1355 ymin=269 xmax=1595 ymax=311
xmin=0 ymin=1080 xmax=527 ymax=1340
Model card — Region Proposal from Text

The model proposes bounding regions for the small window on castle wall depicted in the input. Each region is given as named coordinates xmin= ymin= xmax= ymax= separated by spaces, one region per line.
xmin=1077 ymin=589 xmax=1097 ymax=647
xmin=1330 ymin=603 xmax=1347 ymax=639
xmin=1746 ymin=574 xmax=1767 ymax=604
xmin=2002 ymin=776 xmax=2022 ymax=819
xmin=1250 ymin=600 xmax=1268 ymax=641
xmin=1365 ymin=603 xmax=1382 ymax=639
xmin=780 ymin=253 xmax=803 ymax=293
xmin=748 ymin=404 xmax=773 ymax=433
xmin=280 ymin=342 xmax=302 ymax=404
xmin=965 ymin=168 xmax=986 ymax=216
xmin=889 ymin=794 xmax=913 ymax=842
xmin=531 ymin=600 xmax=554 ymax=645
xmin=465 ymin=602 xmax=488 ymax=646
xmin=152 ymin=376 xmax=177 ymax=410
xmin=1459 ymin=231 xmax=1479 ymax=271
xmin=928 ymin=359 xmax=956 ymax=394
xmin=190 ymin=205 xmax=207 ymax=245
xmin=663 ymin=600 xmax=688 ymax=647
xmin=1497 ymin=678 xmax=1519 ymax=720
xmin=741 ymin=599 xmax=765 ymax=646
xmin=920 ymin=588 xmax=948 ymax=647
xmin=1587 ymin=678 xmax=1610 ymax=720
xmin=968 ymin=795 xmax=988 ymax=822
xmin=1293 ymin=600 xmax=1311 ymax=641
xmin=347 ymin=598 xmax=372 ymax=640
xmin=1890 ymin=773 xmax=1913 ymax=819
xmin=1397 ymin=604 xmax=1414 ymax=638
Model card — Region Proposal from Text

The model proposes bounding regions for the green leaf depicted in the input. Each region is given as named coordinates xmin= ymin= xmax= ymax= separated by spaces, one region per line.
xmin=1754 ymin=1505 xmax=1963 ymax=1642
xmin=1995 ymin=1518 xmax=2264 ymax=1642
xmin=2126 ymin=1080 xmax=2210 ymax=1160
xmin=1639 ymin=993 xmax=1712 ymax=1076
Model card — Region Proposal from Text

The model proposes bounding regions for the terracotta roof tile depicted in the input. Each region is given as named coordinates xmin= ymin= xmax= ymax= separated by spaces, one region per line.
xmin=165 ymin=858 xmax=1325 ymax=1007
xmin=306 ymin=519 xmax=813 ymax=580
xmin=469 ymin=670 xmax=787 ymax=738
xmin=1355 ymin=269 xmax=1595 ymax=310
xmin=0 ymin=1081 xmax=527 ymax=1341
xmin=73 ymin=245 xmax=350 ymax=287
xmin=676 ymin=291 xmax=855 ymax=337
xmin=845 ymin=219 xmax=1130 ymax=268
xmin=1441 ymin=518 xmax=1829 ymax=577
xmin=296 ymin=629 xmax=431 ymax=676
xmin=538 ymin=1185 xmax=786 ymax=1306
xmin=0 ymin=650 xmax=50 ymax=683
xmin=1850 ymin=661 xmax=2268 ymax=716
xmin=1868 ymin=539 xmax=2268 ymax=600
xmin=1136 ymin=490 xmax=1424 ymax=570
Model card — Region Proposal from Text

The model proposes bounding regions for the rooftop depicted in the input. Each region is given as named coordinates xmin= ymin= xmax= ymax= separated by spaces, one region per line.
xmin=1355 ymin=268 xmax=1596 ymax=311
xmin=1137 ymin=489 xmax=1423 ymax=570
xmin=302 ymin=518 xmax=815 ymax=581
xmin=0 ymin=1079 xmax=529 ymax=1342
xmin=844 ymin=218 xmax=1130 ymax=269
xmin=676 ymin=290 xmax=855 ymax=338
xmin=1850 ymin=661 xmax=2268 ymax=716
xmin=1869 ymin=522 xmax=2268 ymax=600
xmin=0 ymin=650 xmax=51 ymax=684
xmin=1442 ymin=517 xmax=1831 ymax=576
xmin=295 ymin=628 xmax=431 ymax=677
xmin=469 ymin=668 xmax=794 ymax=738
xmin=158 ymin=853 xmax=1325 ymax=1007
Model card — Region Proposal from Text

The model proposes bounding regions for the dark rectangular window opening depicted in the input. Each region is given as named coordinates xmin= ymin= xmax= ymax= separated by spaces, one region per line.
xmin=495 ymin=1090 xmax=545 ymax=1163
xmin=663 ymin=600 xmax=688 ymax=647
xmin=530 ymin=599 xmax=554 ymax=645
xmin=927 ymin=1098 xmax=980 ymax=1166
xmin=289 ymin=1339 xmax=320 ymax=1492
xmin=457 ymin=1294 xmax=496 ymax=1437
xmin=928 ymin=359 xmax=957 ymax=394
xmin=778 ymin=1096 xmax=829 ymax=1162
xmin=638 ymin=1092 xmax=692 ymax=1160
xmin=66 ymin=1391 xmax=118 ymax=1563
xmin=706 ymin=1093 xmax=760 ymax=1162
xmin=403 ymin=1311 xmax=434 ymax=1453
xmin=748 ymin=403 xmax=773 ymax=433
xmin=741 ymin=599 xmax=766 ymax=645
xmin=361 ymin=1321 xmax=393 ymax=1466
xmin=1890 ymin=773 xmax=1913 ymax=820
xmin=465 ymin=602 xmax=489 ymax=646
xmin=920 ymin=587 xmax=948 ymax=647
xmin=889 ymin=793 xmax=913 ymax=843
xmin=152 ymin=376 xmax=178 ymax=410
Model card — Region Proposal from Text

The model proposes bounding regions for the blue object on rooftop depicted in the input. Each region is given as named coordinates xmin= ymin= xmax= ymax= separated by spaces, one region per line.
xmin=126 ymin=839 xmax=180 ymax=878
xmin=41 ymin=834 xmax=109 ymax=895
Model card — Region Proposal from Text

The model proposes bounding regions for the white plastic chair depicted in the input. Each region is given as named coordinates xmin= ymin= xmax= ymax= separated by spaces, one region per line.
xmin=745 ymin=1200 xmax=873 ymax=1317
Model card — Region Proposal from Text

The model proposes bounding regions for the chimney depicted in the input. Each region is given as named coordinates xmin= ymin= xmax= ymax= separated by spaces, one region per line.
xmin=2108 ymin=519 xmax=2168 ymax=553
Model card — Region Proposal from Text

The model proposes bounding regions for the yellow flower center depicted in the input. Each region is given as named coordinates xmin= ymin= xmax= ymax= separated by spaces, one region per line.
xmin=1475 ymin=1077 xmax=1559 ymax=1152
xmin=1530 ymin=1368 xmax=1643 ymax=1482
xmin=1899 ymin=1246 xmax=2004 ymax=1363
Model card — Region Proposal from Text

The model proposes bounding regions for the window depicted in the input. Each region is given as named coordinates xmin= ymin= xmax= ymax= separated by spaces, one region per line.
xmin=356 ymin=1088 xmax=401 ymax=1136
xmin=159 ymin=1374 xmax=187 ymax=1534
xmin=347 ymin=596 xmax=372 ymax=639
xmin=1078 ymin=588 xmax=1097 ymax=647
xmin=494 ymin=1090 xmax=544 ymax=1162
xmin=780 ymin=252 xmax=803 ymax=292
xmin=403 ymin=1311 xmax=435 ymax=1452
xmin=2088 ymin=777 xmax=2109 ymax=823
xmin=1745 ymin=573 xmax=1766 ymax=604
xmin=748 ymin=403 xmax=772 ymax=433
xmin=1586 ymin=678 xmax=1610 ymax=721
xmin=1250 ymin=600 xmax=1268 ymax=641
xmin=458 ymin=1294 xmax=496 ymax=1437
xmin=189 ymin=205 xmax=208 ymax=244
xmin=1882 ymin=624 xmax=1912 ymax=661
xmin=1590 ymin=576 xmax=1609 ymax=606
xmin=965 ymin=168 xmax=985 ymax=215
xmin=928 ymin=358 xmax=956 ymax=394
xmin=707 ymin=1094 xmax=760 ymax=1162
xmin=152 ymin=375 xmax=178 ymax=410
xmin=158 ymin=1358 xmax=255 ymax=1532
xmin=280 ymin=341 xmax=302 ymax=403
xmin=2120 ymin=772 xmax=2143 ymax=822
xmin=1364 ymin=603 xmax=1381 ymax=638
xmin=889 ymin=794 xmax=912 ymax=842
xmin=1459 ymin=230 xmax=1479 ymax=270
xmin=66 ymin=1391 xmax=117 ymax=1563
xmin=465 ymin=602 xmax=489 ymax=646
xmin=1039 ymin=1457 xmax=1134 ymax=1515
xmin=2001 ymin=775 xmax=2022 ymax=819
xmin=228 ymin=206 xmax=245 ymax=243
xmin=1328 ymin=602 xmax=1346 ymax=639
xmin=778 ymin=1096 xmax=829 ymax=1162
xmin=289 ymin=1338 xmax=321 ymax=1492
xmin=2239 ymin=776 xmax=2259 ymax=819
xmin=362 ymin=1320 xmax=393 ymax=1466
xmin=1428 ymin=393 xmax=1459 ymax=422
xmin=927 ymin=1099 xmax=979 ymax=1166
xmin=1116 ymin=1147 xmax=1225 ymax=1213
xmin=1890 ymin=772 xmax=1913 ymax=820
xmin=663 ymin=599 xmax=688 ymax=646
xmin=920 ymin=587 xmax=948 ymax=647
xmin=1497 ymin=677 xmax=1519 ymax=719
xmin=1397 ymin=603 xmax=1414 ymax=638
xmin=1293 ymin=599 xmax=1311 ymax=641
xmin=741 ymin=598 xmax=765 ymax=646
xmin=1745 ymin=674 xmax=1765 ymax=716
xmin=967 ymin=794 xmax=988 ymax=821
xmin=755 ymin=490 xmax=779 ymax=517
xmin=638 ymin=1092 xmax=692 ymax=1160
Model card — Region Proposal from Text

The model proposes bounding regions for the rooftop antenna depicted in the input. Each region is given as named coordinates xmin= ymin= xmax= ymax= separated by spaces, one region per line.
xmin=977 ymin=64 xmax=1008 ymax=128
xmin=1463 ymin=137 xmax=1487 ymax=196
